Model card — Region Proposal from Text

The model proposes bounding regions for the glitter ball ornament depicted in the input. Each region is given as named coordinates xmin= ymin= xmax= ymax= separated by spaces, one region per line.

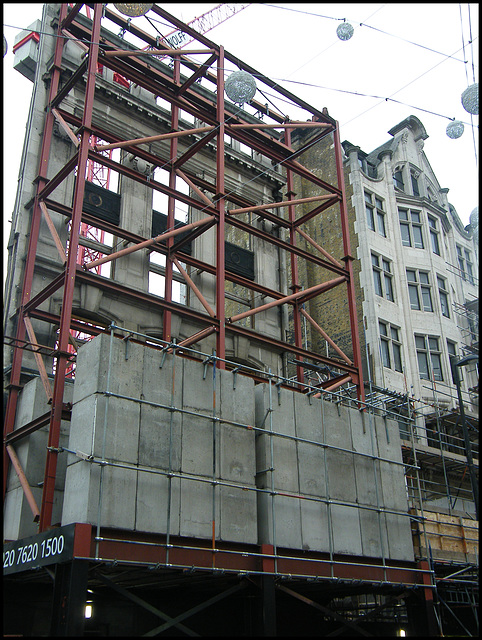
xmin=336 ymin=22 xmax=354 ymax=41
xmin=114 ymin=4 xmax=153 ymax=17
xmin=446 ymin=120 xmax=464 ymax=139
xmin=225 ymin=70 xmax=257 ymax=105
xmin=461 ymin=83 xmax=478 ymax=115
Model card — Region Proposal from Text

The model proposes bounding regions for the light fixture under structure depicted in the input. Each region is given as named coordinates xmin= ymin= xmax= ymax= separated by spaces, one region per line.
xmin=113 ymin=3 xmax=153 ymax=17
xmin=336 ymin=22 xmax=354 ymax=41
xmin=446 ymin=120 xmax=464 ymax=139
xmin=461 ymin=82 xmax=479 ymax=115
xmin=224 ymin=69 xmax=257 ymax=105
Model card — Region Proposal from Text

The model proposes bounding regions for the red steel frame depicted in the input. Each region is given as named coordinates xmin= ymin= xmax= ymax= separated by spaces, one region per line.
xmin=3 ymin=3 xmax=366 ymax=544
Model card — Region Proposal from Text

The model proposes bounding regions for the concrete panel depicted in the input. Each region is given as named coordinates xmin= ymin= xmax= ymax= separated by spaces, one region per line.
xmin=330 ymin=504 xmax=363 ymax=555
xmin=73 ymin=333 xmax=145 ymax=404
xmin=219 ymin=486 xmax=257 ymax=544
xmin=358 ymin=508 xmax=389 ymax=559
xmin=135 ymin=473 xmax=181 ymax=535
xmin=70 ymin=394 xmax=140 ymax=464
xmin=62 ymin=460 xmax=137 ymax=530
xmin=300 ymin=500 xmax=330 ymax=552
xmin=179 ymin=480 xmax=219 ymax=539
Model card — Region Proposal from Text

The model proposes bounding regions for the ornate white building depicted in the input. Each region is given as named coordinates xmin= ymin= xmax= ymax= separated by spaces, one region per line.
xmin=342 ymin=115 xmax=478 ymax=514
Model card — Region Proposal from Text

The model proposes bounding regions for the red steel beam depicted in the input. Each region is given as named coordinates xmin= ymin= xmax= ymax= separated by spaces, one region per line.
xmin=3 ymin=3 xmax=69 ymax=500
xmin=39 ymin=4 xmax=103 ymax=532
xmin=215 ymin=46 xmax=226 ymax=365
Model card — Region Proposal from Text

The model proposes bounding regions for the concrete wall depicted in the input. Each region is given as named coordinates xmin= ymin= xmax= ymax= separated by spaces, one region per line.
xmin=254 ymin=383 xmax=414 ymax=561
xmin=61 ymin=333 xmax=258 ymax=545
xmin=59 ymin=333 xmax=413 ymax=560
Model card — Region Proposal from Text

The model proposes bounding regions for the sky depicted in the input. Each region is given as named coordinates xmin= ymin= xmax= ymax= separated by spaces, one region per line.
xmin=3 ymin=3 xmax=479 ymax=281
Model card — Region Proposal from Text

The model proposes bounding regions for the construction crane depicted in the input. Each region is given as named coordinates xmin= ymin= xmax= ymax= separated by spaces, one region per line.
xmin=159 ymin=4 xmax=250 ymax=51
xmin=66 ymin=4 xmax=250 ymax=375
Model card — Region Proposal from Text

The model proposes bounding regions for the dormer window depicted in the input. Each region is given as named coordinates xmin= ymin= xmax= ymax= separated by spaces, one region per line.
xmin=410 ymin=169 xmax=420 ymax=196
xmin=393 ymin=167 xmax=404 ymax=191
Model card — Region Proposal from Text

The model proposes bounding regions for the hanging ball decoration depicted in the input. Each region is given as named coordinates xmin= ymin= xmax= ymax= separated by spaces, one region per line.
xmin=3 ymin=34 xmax=7 ymax=57
xmin=336 ymin=22 xmax=354 ymax=41
xmin=225 ymin=70 xmax=257 ymax=105
xmin=113 ymin=4 xmax=153 ymax=18
xmin=461 ymin=82 xmax=478 ymax=115
xmin=446 ymin=120 xmax=464 ymax=139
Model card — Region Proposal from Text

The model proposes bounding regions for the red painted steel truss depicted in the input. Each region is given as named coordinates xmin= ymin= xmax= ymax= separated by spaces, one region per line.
xmin=3 ymin=4 xmax=365 ymax=535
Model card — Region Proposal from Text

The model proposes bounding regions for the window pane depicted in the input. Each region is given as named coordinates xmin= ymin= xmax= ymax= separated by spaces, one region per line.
xmin=365 ymin=192 xmax=372 ymax=203
xmin=366 ymin=206 xmax=375 ymax=230
xmin=419 ymin=272 xmax=429 ymax=284
xmin=413 ymin=226 xmax=424 ymax=248
xmin=411 ymin=212 xmax=421 ymax=223
xmin=428 ymin=337 xmax=439 ymax=351
xmin=440 ymin=291 xmax=449 ymax=317
xmin=371 ymin=254 xmax=380 ymax=267
xmin=447 ymin=341 xmax=456 ymax=357
xmin=428 ymin=216 xmax=437 ymax=229
xmin=422 ymin=288 xmax=433 ymax=312
xmin=393 ymin=342 xmax=403 ymax=372
xmin=390 ymin=327 xmax=399 ymax=341
xmin=385 ymin=275 xmax=394 ymax=301
xmin=379 ymin=322 xmax=388 ymax=336
xmin=409 ymin=285 xmax=421 ymax=309
xmin=415 ymin=336 xmax=426 ymax=350
xmin=400 ymin=224 xmax=411 ymax=246
xmin=417 ymin=351 xmax=430 ymax=379
xmin=382 ymin=260 xmax=391 ymax=273
xmin=406 ymin=270 xmax=417 ymax=282
xmin=373 ymin=270 xmax=383 ymax=296
xmin=399 ymin=209 xmax=408 ymax=220
xmin=377 ymin=212 xmax=386 ymax=236
xmin=381 ymin=338 xmax=391 ymax=367
xmin=411 ymin=174 xmax=420 ymax=196
xmin=431 ymin=354 xmax=443 ymax=381
xmin=430 ymin=231 xmax=440 ymax=255
xmin=375 ymin=197 xmax=383 ymax=209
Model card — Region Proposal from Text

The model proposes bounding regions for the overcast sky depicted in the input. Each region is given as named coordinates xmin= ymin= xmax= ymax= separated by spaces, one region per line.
xmin=3 ymin=3 xmax=479 ymax=280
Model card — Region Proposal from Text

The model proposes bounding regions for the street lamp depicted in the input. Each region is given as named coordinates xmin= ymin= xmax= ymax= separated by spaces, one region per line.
xmin=450 ymin=354 xmax=479 ymax=520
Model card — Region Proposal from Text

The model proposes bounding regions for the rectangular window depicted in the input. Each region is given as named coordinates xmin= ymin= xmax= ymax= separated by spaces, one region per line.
xmin=410 ymin=171 xmax=420 ymax=196
xmin=372 ymin=253 xmax=395 ymax=301
xmin=365 ymin=191 xmax=375 ymax=230
xmin=428 ymin=215 xmax=441 ymax=255
xmin=365 ymin=192 xmax=386 ymax=235
xmin=379 ymin=321 xmax=403 ymax=372
xmin=437 ymin=276 xmax=450 ymax=317
xmin=407 ymin=269 xmax=433 ymax=312
xmin=399 ymin=208 xmax=424 ymax=248
xmin=393 ymin=169 xmax=404 ymax=191
xmin=464 ymin=249 xmax=474 ymax=284
xmin=457 ymin=245 xmax=466 ymax=280
xmin=415 ymin=335 xmax=443 ymax=381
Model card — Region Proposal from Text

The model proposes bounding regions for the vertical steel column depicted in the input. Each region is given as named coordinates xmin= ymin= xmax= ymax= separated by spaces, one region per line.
xmin=333 ymin=124 xmax=365 ymax=403
xmin=163 ymin=55 xmax=181 ymax=343
xmin=3 ymin=3 xmax=68 ymax=499
xmin=283 ymin=126 xmax=304 ymax=386
xmin=39 ymin=4 xmax=103 ymax=531
xmin=50 ymin=559 xmax=89 ymax=637
xmin=215 ymin=46 xmax=226 ymax=365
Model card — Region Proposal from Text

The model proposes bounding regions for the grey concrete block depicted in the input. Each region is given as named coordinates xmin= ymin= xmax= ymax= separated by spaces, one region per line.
xmin=330 ymin=504 xmax=363 ymax=555
xmin=73 ymin=333 xmax=145 ymax=404
xmin=135 ymin=473 xmax=181 ymax=535
xmin=179 ymin=479 xmax=218 ymax=539
xmin=70 ymin=394 xmax=140 ymax=464
xmin=300 ymin=500 xmax=330 ymax=551
xmin=62 ymin=460 xmax=137 ymax=530
xmin=219 ymin=485 xmax=257 ymax=544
